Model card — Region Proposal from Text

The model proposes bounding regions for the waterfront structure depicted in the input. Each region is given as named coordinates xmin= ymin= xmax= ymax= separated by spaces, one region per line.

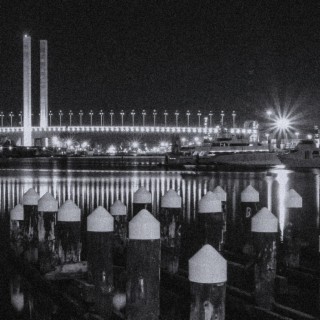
xmin=23 ymin=35 xmax=32 ymax=146
xmin=40 ymin=40 xmax=48 ymax=128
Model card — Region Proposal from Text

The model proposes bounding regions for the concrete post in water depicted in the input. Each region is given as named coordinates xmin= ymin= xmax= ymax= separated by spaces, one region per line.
xmin=87 ymin=206 xmax=114 ymax=317
xmin=22 ymin=188 xmax=40 ymax=263
xmin=160 ymin=189 xmax=182 ymax=274
xmin=110 ymin=200 xmax=127 ymax=266
xmin=189 ymin=244 xmax=227 ymax=320
xmin=38 ymin=192 xmax=58 ymax=273
xmin=126 ymin=209 xmax=160 ymax=320
xmin=240 ymin=185 xmax=259 ymax=255
xmin=10 ymin=204 xmax=24 ymax=256
xmin=251 ymin=207 xmax=278 ymax=309
xmin=284 ymin=189 xmax=303 ymax=269
xmin=212 ymin=186 xmax=227 ymax=250
xmin=198 ymin=192 xmax=223 ymax=251
xmin=132 ymin=187 xmax=152 ymax=217
xmin=57 ymin=200 xmax=81 ymax=265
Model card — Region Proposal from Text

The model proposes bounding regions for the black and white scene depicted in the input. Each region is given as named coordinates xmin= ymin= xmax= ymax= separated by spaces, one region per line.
xmin=0 ymin=1 xmax=319 ymax=319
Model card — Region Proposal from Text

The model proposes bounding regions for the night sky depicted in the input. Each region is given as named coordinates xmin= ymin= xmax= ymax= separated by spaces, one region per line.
xmin=1 ymin=1 xmax=320 ymax=128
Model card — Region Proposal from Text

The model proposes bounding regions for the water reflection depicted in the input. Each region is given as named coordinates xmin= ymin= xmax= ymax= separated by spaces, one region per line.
xmin=0 ymin=168 xmax=317 ymax=262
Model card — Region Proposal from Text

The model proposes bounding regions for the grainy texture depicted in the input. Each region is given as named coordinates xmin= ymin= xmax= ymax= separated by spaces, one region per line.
xmin=126 ymin=239 xmax=160 ymax=320
xmin=253 ymin=233 xmax=277 ymax=309
xmin=189 ymin=282 xmax=226 ymax=320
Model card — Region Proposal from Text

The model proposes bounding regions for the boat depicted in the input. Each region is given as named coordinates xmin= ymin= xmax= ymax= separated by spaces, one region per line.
xmin=166 ymin=133 xmax=281 ymax=168
xmin=278 ymin=140 xmax=320 ymax=168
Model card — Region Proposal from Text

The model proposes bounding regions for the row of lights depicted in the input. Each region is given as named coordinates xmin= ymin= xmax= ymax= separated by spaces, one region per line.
xmin=0 ymin=110 xmax=238 ymax=128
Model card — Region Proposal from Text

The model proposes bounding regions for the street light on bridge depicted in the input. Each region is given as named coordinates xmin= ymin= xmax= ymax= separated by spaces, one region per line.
xmin=110 ymin=110 xmax=114 ymax=126
xmin=79 ymin=110 xmax=84 ymax=126
xmin=120 ymin=110 xmax=125 ymax=126
xmin=232 ymin=110 xmax=236 ymax=128
xmin=153 ymin=109 xmax=157 ymax=127
xmin=0 ymin=112 xmax=4 ymax=127
xmin=9 ymin=112 xmax=14 ymax=127
xmin=197 ymin=110 xmax=202 ymax=127
xmin=220 ymin=110 xmax=225 ymax=127
xmin=164 ymin=110 xmax=168 ymax=127
xmin=99 ymin=109 xmax=104 ymax=126
xmin=186 ymin=110 xmax=191 ymax=127
xmin=142 ymin=109 xmax=146 ymax=127
xmin=59 ymin=110 xmax=63 ymax=127
xmin=69 ymin=110 xmax=73 ymax=126
xmin=209 ymin=111 xmax=213 ymax=127
xmin=175 ymin=110 xmax=179 ymax=127
xmin=19 ymin=111 xmax=23 ymax=126
xmin=49 ymin=110 xmax=53 ymax=126
xmin=131 ymin=109 xmax=135 ymax=126
xmin=89 ymin=110 xmax=94 ymax=126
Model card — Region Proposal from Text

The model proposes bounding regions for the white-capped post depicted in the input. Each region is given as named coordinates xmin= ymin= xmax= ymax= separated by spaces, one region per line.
xmin=56 ymin=200 xmax=81 ymax=265
xmin=251 ymin=207 xmax=278 ymax=309
xmin=127 ymin=209 xmax=160 ymax=320
xmin=110 ymin=200 xmax=127 ymax=266
xmin=160 ymin=189 xmax=182 ymax=274
xmin=189 ymin=244 xmax=227 ymax=320
xmin=87 ymin=207 xmax=114 ymax=317
xmin=132 ymin=187 xmax=152 ymax=217
xmin=22 ymin=188 xmax=40 ymax=264
xmin=283 ymin=189 xmax=303 ymax=269
xmin=240 ymin=185 xmax=260 ymax=255
xmin=37 ymin=192 xmax=58 ymax=273
xmin=198 ymin=192 xmax=224 ymax=251
xmin=10 ymin=204 xmax=24 ymax=256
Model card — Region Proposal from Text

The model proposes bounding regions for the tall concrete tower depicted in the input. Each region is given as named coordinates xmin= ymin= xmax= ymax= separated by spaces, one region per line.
xmin=40 ymin=40 xmax=48 ymax=128
xmin=23 ymin=35 xmax=32 ymax=146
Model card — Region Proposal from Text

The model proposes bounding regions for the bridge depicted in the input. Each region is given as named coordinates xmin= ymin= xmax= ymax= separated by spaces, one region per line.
xmin=0 ymin=125 xmax=254 ymax=135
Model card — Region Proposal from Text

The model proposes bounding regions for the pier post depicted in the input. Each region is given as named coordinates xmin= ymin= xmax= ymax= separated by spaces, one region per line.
xmin=240 ymin=185 xmax=259 ymax=255
xmin=56 ymin=200 xmax=82 ymax=265
xmin=87 ymin=206 xmax=114 ymax=317
xmin=284 ymin=189 xmax=303 ymax=269
xmin=132 ymin=187 xmax=152 ymax=217
xmin=251 ymin=207 xmax=278 ymax=309
xmin=212 ymin=186 xmax=227 ymax=250
xmin=198 ymin=192 xmax=223 ymax=251
xmin=110 ymin=200 xmax=127 ymax=266
xmin=160 ymin=189 xmax=182 ymax=274
xmin=38 ymin=192 xmax=58 ymax=273
xmin=10 ymin=204 xmax=24 ymax=256
xmin=22 ymin=188 xmax=40 ymax=264
xmin=126 ymin=209 xmax=160 ymax=320
xmin=189 ymin=244 xmax=227 ymax=320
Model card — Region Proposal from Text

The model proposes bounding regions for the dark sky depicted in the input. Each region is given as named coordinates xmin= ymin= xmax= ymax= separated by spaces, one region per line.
xmin=1 ymin=0 xmax=320 ymax=127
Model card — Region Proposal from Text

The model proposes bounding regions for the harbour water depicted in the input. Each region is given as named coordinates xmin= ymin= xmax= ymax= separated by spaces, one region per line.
xmin=0 ymin=158 xmax=319 ymax=319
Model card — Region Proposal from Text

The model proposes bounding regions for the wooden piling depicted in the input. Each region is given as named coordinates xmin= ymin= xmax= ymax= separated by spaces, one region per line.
xmin=198 ymin=192 xmax=223 ymax=251
xmin=10 ymin=204 xmax=24 ymax=257
xmin=87 ymin=206 xmax=114 ymax=317
xmin=38 ymin=192 xmax=58 ymax=274
xmin=240 ymin=185 xmax=259 ymax=255
xmin=22 ymin=188 xmax=40 ymax=264
xmin=132 ymin=187 xmax=152 ymax=217
xmin=212 ymin=186 xmax=227 ymax=251
xmin=126 ymin=209 xmax=160 ymax=320
xmin=160 ymin=189 xmax=182 ymax=274
xmin=189 ymin=244 xmax=227 ymax=320
xmin=251 ymin=207 xmax=278 ymax=309
xmin=110 ymin=200 xmax=127 ymax=266
xmin=56 ymin=200 xmax=82 ymax=265
xmin=284 ymin=189 xmax=303 ymax=269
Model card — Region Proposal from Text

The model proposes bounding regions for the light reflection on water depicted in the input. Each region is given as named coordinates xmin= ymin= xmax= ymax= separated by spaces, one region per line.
xmin=0 ymin=165 xmax=319 ymax=319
